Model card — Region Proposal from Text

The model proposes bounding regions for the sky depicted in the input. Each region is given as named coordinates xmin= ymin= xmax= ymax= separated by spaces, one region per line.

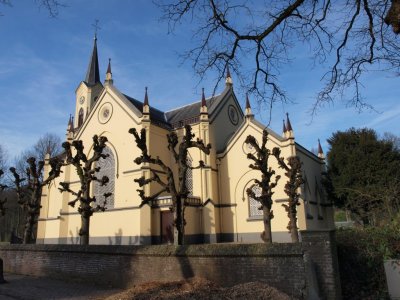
xmin=0 ymin=0 xmax=399 ymax=161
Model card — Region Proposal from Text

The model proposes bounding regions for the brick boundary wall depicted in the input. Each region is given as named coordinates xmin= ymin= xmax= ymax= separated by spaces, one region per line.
xmin=0 ymin=230 xmax=341 ymax=299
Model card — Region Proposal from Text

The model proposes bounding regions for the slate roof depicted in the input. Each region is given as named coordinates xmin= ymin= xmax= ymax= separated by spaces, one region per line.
xmin=123 ymin=87 xmax=231 ymax=129
xmin=85 ymin=37 xmax=101 ymax=86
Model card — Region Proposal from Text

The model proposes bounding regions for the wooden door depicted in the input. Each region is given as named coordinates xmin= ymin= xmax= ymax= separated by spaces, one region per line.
xmin=160 ymin=211 xmax=174 ymax=244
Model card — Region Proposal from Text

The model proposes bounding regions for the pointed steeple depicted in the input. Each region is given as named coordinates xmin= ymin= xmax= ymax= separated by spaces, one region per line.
xmin=144 ymin=87 xmax=149 ymax=106
xmin=201 ymin=88 xmax=207 ymax=107
xmin=67 ymin=114 xmax=74 ymax=133
xmin=200 ymin=88 xmax=208 ymax=118
xmin=283 ymin=119 xmax=287 ymax=134
xmin=105 ymin=58 xmax=113 ymax=85
xmin=143 ymin=87 xmax=150 ymax=115
xmin=318 ymin=139 xmax=325 ymax=159
xmin=225 ymin=65 xmax=233 ymax=86
xmin=85 ymin=36 xmax=101 ymax=86
xmin=286 ymin=112 xmax=293 ymax=132
xmin=245 ymin=93 xmax=253 ymax=117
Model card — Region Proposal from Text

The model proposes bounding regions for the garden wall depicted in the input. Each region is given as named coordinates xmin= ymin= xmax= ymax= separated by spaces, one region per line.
xmin=0 ymin=230 xmax=341 ymax=299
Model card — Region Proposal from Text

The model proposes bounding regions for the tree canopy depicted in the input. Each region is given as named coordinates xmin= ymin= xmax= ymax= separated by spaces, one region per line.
xmin=325 ymin=128 xmax=400 ymax=225
xmin=159 ymin=0 xmax=400 ymax=113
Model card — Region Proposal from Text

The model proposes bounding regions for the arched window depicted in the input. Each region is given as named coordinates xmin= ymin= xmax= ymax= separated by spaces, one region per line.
xmin=93 ymin=146 xmax=115 ymax=208
xmin=78 ymin=108 xmax=84 ymax=127
xmin=248 ymin=184 xmax=263 ymax=217
xmin=185 ymin=156 xmax=193 ymax=195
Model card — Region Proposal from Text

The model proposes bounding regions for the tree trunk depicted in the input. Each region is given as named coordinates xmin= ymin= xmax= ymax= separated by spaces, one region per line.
xmin=23 ymin=212 xmax=35 ymax=244
xmin=0 ymin=258 xmax=6 ymax=284
xmin=80 ymin=214 xmax=90 ymax=245
xmin=289 ymin=209 xmax=299 ymax=243
xmin=173 ymin=197 xmax=184 ymax=245
xmin=261 ymin=207 xmax=273 ymax=243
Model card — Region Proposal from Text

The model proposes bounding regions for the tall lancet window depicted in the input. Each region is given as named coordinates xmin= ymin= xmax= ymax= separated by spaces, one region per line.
xmin=78 ymin=108 xmax=84 ymax=127
xmin=94 ymin=146 xmax=115 ymax=208
xmin=185 ymin=156 xmax=193 ymax=196
xmin=248 ymin=184 xmax=263 ymax=217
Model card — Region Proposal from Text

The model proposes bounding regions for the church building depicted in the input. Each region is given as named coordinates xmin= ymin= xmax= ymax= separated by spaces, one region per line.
xmin=37 ymin=37 xmax=334 ymax=245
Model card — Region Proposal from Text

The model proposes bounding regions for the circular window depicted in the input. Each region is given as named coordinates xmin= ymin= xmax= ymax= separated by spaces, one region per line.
xmin=98 ymin=103 xmax=113 ymax=124
xmin=228 ymin=105 xmax=239 ymax=125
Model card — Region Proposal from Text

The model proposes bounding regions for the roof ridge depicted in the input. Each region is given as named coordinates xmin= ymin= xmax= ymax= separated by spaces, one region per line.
xmin=165 ymin=94 xmax=220 ymax=113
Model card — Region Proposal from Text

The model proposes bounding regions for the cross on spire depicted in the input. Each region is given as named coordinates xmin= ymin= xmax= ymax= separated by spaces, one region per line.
xmin=92 ymin=19 xmax=101 ymax=39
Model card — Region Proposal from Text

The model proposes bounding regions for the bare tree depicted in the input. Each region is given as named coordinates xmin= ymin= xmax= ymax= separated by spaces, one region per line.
xmin=9 ymin=156 xmax=63 ymax=244
xmin=245 ymin=130 xmax=280 ymax=243
xmin=272 ymin=149 xmax=304 ymax=242
xmin=130 ymin=125 xmax=211 ymax=245
xmin=159 ymin=0 xmax=400 ymax=113
xmin=58 ymin=136 xmax=111 ymax=245
xmin=0 ymin=170 xmax=6 ymax=216
xmin=13 ymin=133 xmax=63 ymax=177
xmin=0 ymin=0 xmax=65 ymax=17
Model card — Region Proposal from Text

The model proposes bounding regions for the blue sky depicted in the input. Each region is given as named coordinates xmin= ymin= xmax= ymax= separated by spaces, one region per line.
xmin=0 ymin=0 xmax=399 ymax=160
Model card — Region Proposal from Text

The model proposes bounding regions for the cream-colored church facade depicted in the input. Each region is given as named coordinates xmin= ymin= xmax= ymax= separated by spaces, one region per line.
xmin=37 ymin=38 xmax=334 ymax=245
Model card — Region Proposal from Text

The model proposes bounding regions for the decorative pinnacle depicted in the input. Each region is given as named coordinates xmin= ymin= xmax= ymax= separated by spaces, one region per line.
xmin=201 ymin=88 xmax=207 ymax=107
xmin=283 ymin=119 xmax=287 ymax=133
xmin=245 ymin=93 xmax=251 ymax=109
xmin=286 ymin=112 xmax=293 ymax=131
xmin=144 ymin=87 xmax=149 ymax=106
xmin=106 ymin=58 xmax=112 ymax=74
xmin=318 ymin=139 xmax=324 ymax=155
xmin=225 ymin=65 xmax=233 ymax=85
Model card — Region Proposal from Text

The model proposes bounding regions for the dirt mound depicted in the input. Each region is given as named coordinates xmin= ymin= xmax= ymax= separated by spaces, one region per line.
xmin=101 ymin=277 xmax=292 ymax=300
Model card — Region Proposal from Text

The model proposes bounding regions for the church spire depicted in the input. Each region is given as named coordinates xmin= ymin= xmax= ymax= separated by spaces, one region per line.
xmin=84 ymin=35 xmax=101 ymax=86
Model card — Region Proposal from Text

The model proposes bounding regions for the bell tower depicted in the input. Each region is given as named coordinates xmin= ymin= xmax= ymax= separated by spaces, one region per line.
xmin=74 ymin=34 xmax=103 ymax=129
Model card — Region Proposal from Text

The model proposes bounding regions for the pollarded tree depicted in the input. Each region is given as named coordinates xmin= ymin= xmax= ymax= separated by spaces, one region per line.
xmin=272 ymin=149 xmax=304 ymax=243
xmin=9 ymin=157 xmax=63 ymax=244
xmin=58 ymin=135 xmax=112 ymax=245
xmin=0 ymin=170 xmax=6 ymax=216
xmin=130 ymin=125 xmax=211 ymax=245
xmin=245 ymin=130 xmax=280 ymax=244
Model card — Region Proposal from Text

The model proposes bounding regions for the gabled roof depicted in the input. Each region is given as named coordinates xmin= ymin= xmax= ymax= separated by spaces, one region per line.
xmin=165 ymin=87 xmax=230 ymax=127
xmin=123 ymin=94 xmax=169 ymax=127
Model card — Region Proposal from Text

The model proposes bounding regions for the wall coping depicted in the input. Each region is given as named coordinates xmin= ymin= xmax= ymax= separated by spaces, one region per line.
xmin=0 ymin=243 xmax=303 ymax=257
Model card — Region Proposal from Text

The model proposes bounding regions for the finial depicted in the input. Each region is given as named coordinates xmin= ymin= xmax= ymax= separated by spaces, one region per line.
xmin=318 ymin=139 xmax=324 ymax=158
xmin=67 ymin=114 xmax=72 ymax=132
xmin=201 ymin=88 xmax=206 ymax=107
xmin=144 ymin=87 xmax=149 ymax=106
xmin=225 ymin=64 xmax=233 ymax=85
xmin=105 ymin=58 xmax=113 ymax=84
xmin=245 ymin=93 xmax=251 ymax=109
xmin=286 ymin=112 xmax=293 ymax=131
xmin=283 ymin=119 xmax=287 ymax=133
xmin=107 ymin=58 xmax=112 ymax=74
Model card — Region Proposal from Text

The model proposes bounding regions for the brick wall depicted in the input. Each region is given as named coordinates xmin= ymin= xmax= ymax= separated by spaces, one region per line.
xmin=0 ymin=230 xmax=341 ymax=299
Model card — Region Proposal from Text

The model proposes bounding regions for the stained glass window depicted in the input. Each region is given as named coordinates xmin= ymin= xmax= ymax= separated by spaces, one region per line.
xmin=249 ymin=185 xmax=263 ymax=217
xmin=93 ymin=146 xmax=115 ymax=208
xmin=186 ymin=156 xmax=193 ymax=195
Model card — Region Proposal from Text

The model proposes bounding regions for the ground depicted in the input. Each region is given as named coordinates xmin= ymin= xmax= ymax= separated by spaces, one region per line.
xmin=0 ymin=273 xmax=293 ymax=300
xmin=102 ymin=277 xmax=292 ymax=300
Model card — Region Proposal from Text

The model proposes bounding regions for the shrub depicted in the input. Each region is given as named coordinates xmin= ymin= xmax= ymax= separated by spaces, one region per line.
xmin=336 ymin=222 xmax=400 ymax=299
